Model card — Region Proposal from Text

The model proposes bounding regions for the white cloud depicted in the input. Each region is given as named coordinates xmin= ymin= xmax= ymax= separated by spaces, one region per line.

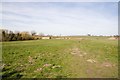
xmin=1 ymin=2 xmax=118 ymax=35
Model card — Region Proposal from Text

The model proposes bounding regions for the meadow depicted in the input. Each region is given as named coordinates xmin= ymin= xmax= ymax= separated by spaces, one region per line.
xmin=1 ymin=36 xmax=118 ymax=78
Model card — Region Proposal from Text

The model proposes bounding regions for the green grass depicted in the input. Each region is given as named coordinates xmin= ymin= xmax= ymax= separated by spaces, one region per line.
xmin=1 ymin=37 xmax=118 ymax=78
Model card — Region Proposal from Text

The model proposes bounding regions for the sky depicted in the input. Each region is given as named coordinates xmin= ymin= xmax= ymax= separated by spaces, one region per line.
xmin=0 ymin=1 xmax=118 ymax=36
xmin=1 ymin=0 xmax=120 ymax=2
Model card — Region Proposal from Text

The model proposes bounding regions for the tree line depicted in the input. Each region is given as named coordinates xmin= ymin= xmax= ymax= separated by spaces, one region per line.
xmin=0 ymin=29 xmax=119 ymax=42
xmin=0 ymin=29 xmax=49 ymax=42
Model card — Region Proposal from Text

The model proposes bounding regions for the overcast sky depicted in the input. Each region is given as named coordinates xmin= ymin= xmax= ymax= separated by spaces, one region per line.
xmin=0 ymin=1 xmax=118 ymax=36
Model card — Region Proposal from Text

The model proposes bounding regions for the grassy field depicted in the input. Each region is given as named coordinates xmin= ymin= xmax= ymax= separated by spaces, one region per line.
xmin=1 ymin=36 xmax=118 ymax=78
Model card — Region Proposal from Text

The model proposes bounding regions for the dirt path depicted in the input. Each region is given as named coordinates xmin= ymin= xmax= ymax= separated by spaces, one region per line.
xmin=70 ymin=47 xmax=87 ymax=57
xmin=64 ymin=46 xmax=89 ymax=77
xmin=64 ymin=46 xmax=117 ymax=78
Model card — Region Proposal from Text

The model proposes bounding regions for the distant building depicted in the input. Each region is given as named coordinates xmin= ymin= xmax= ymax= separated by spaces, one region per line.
xmin=33 ymin=35 xmax=41 ymax=39
xmin=55 ymin=37 xmax=64 ymax=39
xmin=42 ymin=37 xmax=50 ymax=39
xmin=54 ymin=37 xmax=70 ymax=39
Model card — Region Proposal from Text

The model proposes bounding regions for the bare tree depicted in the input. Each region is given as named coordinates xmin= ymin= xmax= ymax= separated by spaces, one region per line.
xmin=31 ymin=31 xmax=36 ymax=36
xmin=39 ymin=33 xmax=44 ymax=37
